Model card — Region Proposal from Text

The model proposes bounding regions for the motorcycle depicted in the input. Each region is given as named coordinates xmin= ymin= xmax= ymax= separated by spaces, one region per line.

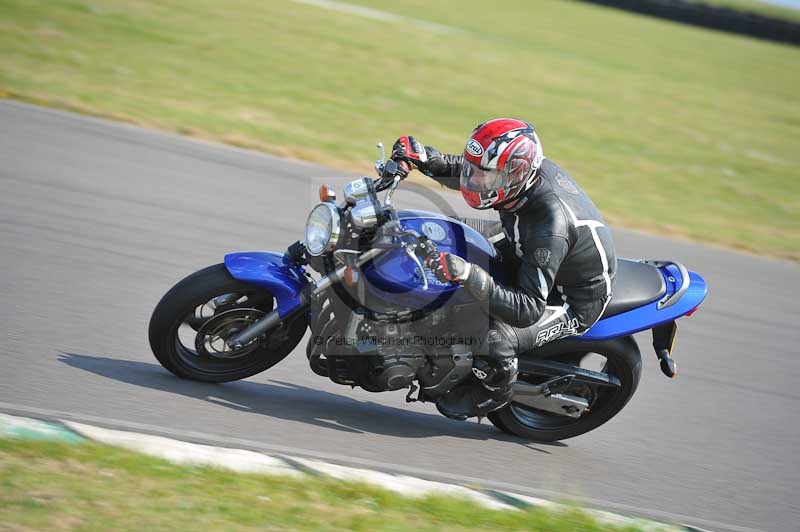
xmin=149 ymin=143 xmax=708 ymax=442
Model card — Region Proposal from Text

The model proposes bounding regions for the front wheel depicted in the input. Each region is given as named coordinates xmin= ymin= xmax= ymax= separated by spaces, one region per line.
xmin=488 ymin=336 xmax=642 ymax=442
xmin=148 ymin=264 xmax=307 ymax=382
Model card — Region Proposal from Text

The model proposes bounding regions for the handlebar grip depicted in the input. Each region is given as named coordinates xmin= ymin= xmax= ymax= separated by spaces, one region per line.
xmin=381 ymin=159 xmax=399 ymax=178
xmin=382 ymin=158 xmax=411 ymax=180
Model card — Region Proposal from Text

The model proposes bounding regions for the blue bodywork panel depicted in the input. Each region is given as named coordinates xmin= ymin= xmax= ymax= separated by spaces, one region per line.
xmin=224 ymin=251 xmax=310 ymax=317
xmin=224 ymin=213 xmax=707 ymax=338
xmin=362 ymin=210 xmax=501 ymax=309
xmin=580 ymin=265 xmax=708 ymax=340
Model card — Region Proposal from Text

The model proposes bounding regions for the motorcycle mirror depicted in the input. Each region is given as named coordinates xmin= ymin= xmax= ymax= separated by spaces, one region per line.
xmin=374 ymin=141 xmax=387 ymax=176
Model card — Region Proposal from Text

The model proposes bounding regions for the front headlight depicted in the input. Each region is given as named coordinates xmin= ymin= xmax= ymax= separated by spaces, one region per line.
xmin=304 ymin=203 xmax=340 ymax=256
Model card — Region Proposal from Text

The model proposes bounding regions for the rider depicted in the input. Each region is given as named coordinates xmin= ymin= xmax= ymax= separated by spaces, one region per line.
xmin=391 ymin=118 xmax=617 ymax=420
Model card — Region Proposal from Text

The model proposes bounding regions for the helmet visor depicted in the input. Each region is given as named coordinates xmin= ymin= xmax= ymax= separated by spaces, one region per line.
xmin=460 ymin=160 xmax=505 ymax=193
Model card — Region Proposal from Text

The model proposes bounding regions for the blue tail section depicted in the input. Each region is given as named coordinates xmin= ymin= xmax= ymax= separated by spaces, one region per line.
xmin=224 ymin=252 xmax=310 ymax=317
xmin=580 ymin=264 xmax=708 ymax=341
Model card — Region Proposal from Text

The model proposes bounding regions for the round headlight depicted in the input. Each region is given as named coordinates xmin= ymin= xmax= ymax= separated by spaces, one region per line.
xmin=304 ymin=203 xmax=340 ymax=256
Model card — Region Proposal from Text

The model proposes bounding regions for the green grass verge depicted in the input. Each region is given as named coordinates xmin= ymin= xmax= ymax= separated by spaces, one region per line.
xmin=0 ymin=0 xmax=798 ymax=259
xmin=0 ymin=438 xmax=644 ymax=532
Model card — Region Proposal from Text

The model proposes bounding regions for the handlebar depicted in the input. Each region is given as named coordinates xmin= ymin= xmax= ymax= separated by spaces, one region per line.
xmin=374 ymin=158 xmax=409 ymax=192
xmin=367 ymin=141 xmax=439 ymax=290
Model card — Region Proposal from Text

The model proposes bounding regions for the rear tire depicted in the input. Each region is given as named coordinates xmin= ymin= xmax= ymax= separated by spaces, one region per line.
xmin=149 ymin=264 xmax=307 ymax=382
xmin=488 ymin=336 xmax=641 ymax=442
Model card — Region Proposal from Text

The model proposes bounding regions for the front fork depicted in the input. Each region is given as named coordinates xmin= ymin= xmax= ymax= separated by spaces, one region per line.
xmin=226 ymin=248 xmax=385 ymax=349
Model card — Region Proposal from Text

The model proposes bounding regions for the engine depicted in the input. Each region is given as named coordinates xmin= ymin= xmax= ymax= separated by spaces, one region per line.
xmin=362 ymin=337 xmax=427 ymax=391
xmin=308 ymin=303 xmax=461 ymax=392
xmin=306 ymin=284 xmax=488 ymax=398
xmin=342 ymin=319 xmax=428 ymax=392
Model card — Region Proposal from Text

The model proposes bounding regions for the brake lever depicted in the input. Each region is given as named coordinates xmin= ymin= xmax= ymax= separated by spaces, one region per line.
xmin=404 ymin=234 xmax=439 ymax=291
xmin=404 ymin=244 xmax=429 ymax=291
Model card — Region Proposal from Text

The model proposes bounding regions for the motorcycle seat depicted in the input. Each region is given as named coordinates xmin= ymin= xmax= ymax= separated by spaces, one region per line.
xmin=602 ymin=259 xmax=666 ymax=318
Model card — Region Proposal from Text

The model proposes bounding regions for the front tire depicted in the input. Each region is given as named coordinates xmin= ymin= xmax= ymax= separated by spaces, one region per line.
xmin=488 ymin=336 xmax=642 ymax=442
xmin=149 ymin=264 xmax=307 ymax=382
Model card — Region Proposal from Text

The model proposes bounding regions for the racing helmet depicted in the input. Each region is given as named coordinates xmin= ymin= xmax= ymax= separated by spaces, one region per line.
xmin=460 ymin=118 xmax=544 ymax=210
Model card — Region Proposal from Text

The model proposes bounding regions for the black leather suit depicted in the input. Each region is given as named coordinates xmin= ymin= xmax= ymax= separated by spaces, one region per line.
xmin=429 ymin=155 xmax=617 ymax=418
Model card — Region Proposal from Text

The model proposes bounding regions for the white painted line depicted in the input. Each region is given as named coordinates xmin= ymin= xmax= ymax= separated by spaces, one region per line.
xmin=63 ymin=421 xmax=301 ymax=477
xmin=290 ymin=456 xmax=514 ymax=510
xmin=291 ymin=0 xmax=463 ymax=35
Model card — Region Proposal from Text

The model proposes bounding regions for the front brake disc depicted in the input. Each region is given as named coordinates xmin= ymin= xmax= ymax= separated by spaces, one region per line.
xmin=194 ymin=308 xmax=265 ymax=359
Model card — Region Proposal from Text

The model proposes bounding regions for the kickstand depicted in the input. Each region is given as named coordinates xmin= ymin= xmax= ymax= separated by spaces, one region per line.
xmin=405 ymin=383 xmax=419 ymax=403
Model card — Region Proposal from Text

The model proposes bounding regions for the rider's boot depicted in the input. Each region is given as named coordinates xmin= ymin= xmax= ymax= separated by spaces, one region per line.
xmin=435 ymin=357 xmax=518 ymax=420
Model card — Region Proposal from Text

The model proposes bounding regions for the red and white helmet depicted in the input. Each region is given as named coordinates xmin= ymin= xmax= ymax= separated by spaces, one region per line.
xmin=460 ymin=118 xmax=544 ymax=210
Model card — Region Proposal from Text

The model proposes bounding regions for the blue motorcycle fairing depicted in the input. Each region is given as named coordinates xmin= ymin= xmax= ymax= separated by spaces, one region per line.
xmin=224 ymin=222 xmax=707 ymax=342
xmin=397 ymin=210 xmax=498 ymax=262
xmin=579 ymin=265 xmax=708 ymax=341
xmin=224 ymin=252 xmax=311 ymax=317
xmin=362 ymin=210 xmax=502 ymax=308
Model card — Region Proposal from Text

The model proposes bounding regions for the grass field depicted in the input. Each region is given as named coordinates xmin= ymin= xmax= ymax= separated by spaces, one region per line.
xmin=0 ymin=0 xmax=798 ymax=259
xmin=0 ymin=438 xmax=645 ymax=532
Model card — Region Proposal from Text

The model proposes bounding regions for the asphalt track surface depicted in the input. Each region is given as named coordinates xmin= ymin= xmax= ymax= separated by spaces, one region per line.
xmin=1 ymin=101 xmax=798 ymax=532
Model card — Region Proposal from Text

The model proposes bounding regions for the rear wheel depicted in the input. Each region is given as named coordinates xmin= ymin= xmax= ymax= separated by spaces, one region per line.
xmin=148 ymin=264 xmax=307 ymax=382
xmin=488 ymin=336 xmax=641 ymax=442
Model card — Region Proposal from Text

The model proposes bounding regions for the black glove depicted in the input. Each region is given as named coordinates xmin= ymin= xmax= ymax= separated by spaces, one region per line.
xmin=391 ymin=136 xmax=449 ymax=177
xmin=425 ymin=251 xmax=471 ymax=284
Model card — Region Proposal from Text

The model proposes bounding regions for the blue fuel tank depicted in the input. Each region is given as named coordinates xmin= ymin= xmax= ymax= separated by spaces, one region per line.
xmin=361 ymin=210 xmax=503 ymax=310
